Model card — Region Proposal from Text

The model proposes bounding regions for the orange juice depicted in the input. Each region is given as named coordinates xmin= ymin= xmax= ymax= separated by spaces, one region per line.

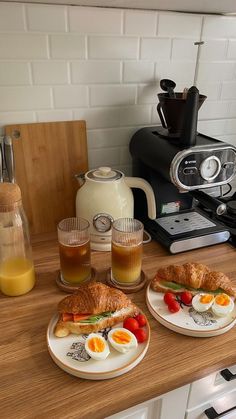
xmin=0 ymin=257 xmax=35 ymax=296
xmin=111 ymin=241 xmax=142 ymax=284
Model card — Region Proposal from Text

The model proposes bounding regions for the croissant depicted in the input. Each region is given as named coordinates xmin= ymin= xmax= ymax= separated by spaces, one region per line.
xmin=151 ymin=262 xmax=236 ymax=298
xmin=58 ymin=281 xmax=135 ymax=314
xmin=54 ymin=282 xmax=138 ymax=337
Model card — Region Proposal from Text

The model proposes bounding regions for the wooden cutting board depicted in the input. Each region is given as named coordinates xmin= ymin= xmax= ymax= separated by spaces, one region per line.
xmin=5 ymin=121 xmax=88 ymax=235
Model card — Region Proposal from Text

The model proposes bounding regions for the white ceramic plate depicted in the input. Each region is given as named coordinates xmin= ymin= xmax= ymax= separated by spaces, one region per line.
xmin=146 ymin=283 xmax=236 ymax=337
xmin=47 ymin=313 xmax=150 ymax=380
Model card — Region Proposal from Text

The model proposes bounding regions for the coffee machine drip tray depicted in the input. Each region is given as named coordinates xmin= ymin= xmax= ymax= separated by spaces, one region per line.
xmin=155 ymin=211 xmax=216 ymax=235
xmin=146 ymin=209 xmax=230 ymax=254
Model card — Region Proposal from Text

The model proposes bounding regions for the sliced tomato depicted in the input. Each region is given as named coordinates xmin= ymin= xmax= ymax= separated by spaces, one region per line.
xmin=62 ymin=313 xmax=73 ymax=322
xmin=73 ymin=313 xmax=91 ymax=322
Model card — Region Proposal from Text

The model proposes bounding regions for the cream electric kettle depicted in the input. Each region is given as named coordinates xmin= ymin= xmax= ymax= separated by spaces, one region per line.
xmin=76 ymin=167 xmax=156 ymax=251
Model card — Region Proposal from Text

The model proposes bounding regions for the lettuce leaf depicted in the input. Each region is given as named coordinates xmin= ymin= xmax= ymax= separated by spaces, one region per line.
xmin=160 ymin=280 xmax=224 ymax=294
xmin=79 ymin=311 xmax=114 ymax=324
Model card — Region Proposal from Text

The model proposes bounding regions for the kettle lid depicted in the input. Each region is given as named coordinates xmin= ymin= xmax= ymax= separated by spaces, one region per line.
xmin=86 ymin=167 xmax=122 ymax=182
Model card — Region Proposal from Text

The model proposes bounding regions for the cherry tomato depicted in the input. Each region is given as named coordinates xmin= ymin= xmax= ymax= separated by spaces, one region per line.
xmin=168 ymin=300 xmax=180 ymax=313
xmin=134 ymin=314 xmax=147 ymax=327
xmin=123 ymin=317 xmax=139 ymax=333
xmin=164 ymin=292 xmax=176 ymax=305
xmin=134 ymin=328 xmax=148 ymax=343
xmin=179 ymin=291 xmax=192 ymax=305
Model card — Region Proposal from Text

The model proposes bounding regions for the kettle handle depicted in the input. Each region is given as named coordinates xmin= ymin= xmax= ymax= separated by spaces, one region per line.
xmin=125 ymin=177 xmax=156 ymax=220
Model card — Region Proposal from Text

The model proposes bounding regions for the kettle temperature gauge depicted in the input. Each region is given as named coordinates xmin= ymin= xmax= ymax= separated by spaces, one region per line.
xmin=93 ymin=213 xmax=114 ymax=232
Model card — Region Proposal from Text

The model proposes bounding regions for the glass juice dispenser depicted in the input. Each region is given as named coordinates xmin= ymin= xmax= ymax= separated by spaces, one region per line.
xmin=0 ymin=183 xmax=35 ymax=296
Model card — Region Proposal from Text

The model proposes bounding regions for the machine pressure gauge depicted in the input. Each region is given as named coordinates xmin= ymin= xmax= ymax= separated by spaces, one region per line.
xmin=93 ymin=213 xmax=114 ymax=232
xmin=200 ymin=156 xmax=221 ymax=181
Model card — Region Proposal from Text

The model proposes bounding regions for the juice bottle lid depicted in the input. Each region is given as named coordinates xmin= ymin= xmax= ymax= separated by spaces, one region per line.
xmin=0 ymin=182 xmax=22 ymax=207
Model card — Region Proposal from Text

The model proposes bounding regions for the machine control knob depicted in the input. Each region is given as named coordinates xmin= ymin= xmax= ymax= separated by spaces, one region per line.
xmin=223 ymin=162 xmax=235 ymax=170
xmin=183 ymin=167 xmax=198 ymax=175
xmin=216 ymin=203 xmax=227 ymax=216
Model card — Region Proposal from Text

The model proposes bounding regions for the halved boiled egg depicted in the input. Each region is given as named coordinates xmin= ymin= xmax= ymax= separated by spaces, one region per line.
xmin=212 ymin=293 xmax=234 ymax=317
xmin=85 ymin=333 xmax=110 ymax=360
xmin=108 ymin=328 xmax=137 ymax=354
xmin=192 ymin=293 xmax=214 ymax=312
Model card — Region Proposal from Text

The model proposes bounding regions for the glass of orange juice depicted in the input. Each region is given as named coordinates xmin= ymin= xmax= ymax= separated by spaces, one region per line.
xmin=111 ymin=218 xmax=143 ymax=286
xmin=0 ymin=183 xmax=36 ymax=297
xmin=58 ymin=217 xmax=91 ymax=285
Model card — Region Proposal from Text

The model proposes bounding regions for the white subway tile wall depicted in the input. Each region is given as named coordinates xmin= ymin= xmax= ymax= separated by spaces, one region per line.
xmin=88 ymin=36 xmax=138 ymax=60
xmin=0 ymin=34 xmax=48 ymax=59
xmin=71 ymin=61 xmax=121 ymax=84
xmin=0 ymin=62 xmax=30 ymax=85
xmin=68 ymin=6 xmax=122 ymax=34
xmin=32 ymin=62 xmax=68 ymax=84
xmin=49 ymin=34 xmax=86 ymax=59
xmin=53 ymin=85 xmax=88 ymax=108
xmin=89 ymin=85 xmax=136 ymax=107
xmin=140 ymin=38 xmax=171 ymax=60
xmin=228 ymin=40 xmax=236 ymax=60
xmin=157 ymin=13 xmax=202 ymax=38
xmin=0 ymin=3 xmax=25 ymax=31
xmin=202 ymin=16 xmax=236 ymax=39
xmin=124 ymin=10 xmax=157 ymax=36
xmin=123 ymin=61 xmax=155 ymax=83
xmin=0 ymin=86 xmax=52 ymax=111
xmin=0 ymin=2 xmax=236 ymax=177
xmin=25 ymin=4 xmax=67 ymax=32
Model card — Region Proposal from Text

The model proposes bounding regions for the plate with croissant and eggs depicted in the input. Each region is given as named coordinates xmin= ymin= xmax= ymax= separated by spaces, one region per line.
xmin=47 ymin=282 xmax=150 ymax=380
xmin=146 ymin=262 xmax=236 ymax=337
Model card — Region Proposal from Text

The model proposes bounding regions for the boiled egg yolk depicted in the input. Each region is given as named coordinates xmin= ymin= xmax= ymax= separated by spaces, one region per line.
xmin=85 ymin=333 xmax=110 ymax=360
xmin=212 ymin=293 xmax=234 ymax=317
xmin=192 ymin=293 xmax=214 ymax=312
xmin=112 ymin=330 xmax=131 ymax=345
xmin=108 ymin=328 xmax=137 ymax=353
xmin=88 ymin=337 xmax=105 ymax=352
xmin=215 ymin=294 xmax=230 ymax=306
xmin=200 ymin=294 xmax=214 ymax=304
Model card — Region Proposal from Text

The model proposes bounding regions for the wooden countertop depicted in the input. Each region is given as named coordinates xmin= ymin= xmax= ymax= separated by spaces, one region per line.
xmin=1 ymin=234 xmax=236 ymax=419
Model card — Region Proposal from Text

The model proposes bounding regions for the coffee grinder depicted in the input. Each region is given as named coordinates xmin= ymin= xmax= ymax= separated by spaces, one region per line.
xmin=130 ymin=83 xmax=236 ymax=253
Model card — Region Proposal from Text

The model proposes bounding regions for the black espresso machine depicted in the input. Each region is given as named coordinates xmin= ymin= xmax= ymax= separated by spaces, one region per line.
xmin=130 ymin=84 xmax=236 ymax=253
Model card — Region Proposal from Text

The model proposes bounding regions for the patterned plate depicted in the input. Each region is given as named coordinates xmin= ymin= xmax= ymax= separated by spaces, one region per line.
xmin=146 ymin=283 xmax=236 ymax=337
xmin=47 ymin=312 xmax=150 ymax=380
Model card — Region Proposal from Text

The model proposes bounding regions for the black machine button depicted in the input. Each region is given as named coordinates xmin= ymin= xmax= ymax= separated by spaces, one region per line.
xmin=223 ymin=162 xmax=235 ymax=169
xmin=183 ymin=167 xmax=198 ymax=175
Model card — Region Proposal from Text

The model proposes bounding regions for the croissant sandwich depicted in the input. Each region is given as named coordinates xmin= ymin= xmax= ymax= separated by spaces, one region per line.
xmin=151 ymin=262 xmax=236 ymax=298
xmin=54 ymin=281 xmax=138 ymax=337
